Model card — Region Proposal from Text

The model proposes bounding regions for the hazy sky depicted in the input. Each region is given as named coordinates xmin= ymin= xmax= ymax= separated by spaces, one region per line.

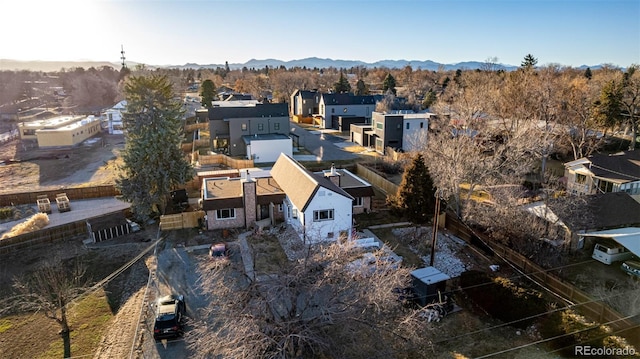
xmin=2 ymin=0 xmax=638 ymax=67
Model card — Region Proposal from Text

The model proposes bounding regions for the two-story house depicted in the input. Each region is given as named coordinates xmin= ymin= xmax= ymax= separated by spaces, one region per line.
xmin=101 ymin=100 xmax=126 ymax=135
xmin=200 ymin=154 xmax=374 ymax=243
xmin=206 ymin=102 xmax=292 ymax=162
xmin=318 ymin=93 xmax=377 ymax=130
xmin=290 ymin=89 xmax=319 ymax=124
xmin=357 ymin=111 xmax=431 ymax=154
xmin=564 ymin=150 xmax=640 ymax=202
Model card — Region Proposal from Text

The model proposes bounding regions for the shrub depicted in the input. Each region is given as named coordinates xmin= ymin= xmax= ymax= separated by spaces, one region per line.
xmin=0 ymin=207 xmax=14 ymax=220
xmin=460 ymin=270 xmax=547 ymax=329
xmin=0 ymin=213 xmax=49 ymax=240
xmin=539 ymin=309 xmax=637 ymax=357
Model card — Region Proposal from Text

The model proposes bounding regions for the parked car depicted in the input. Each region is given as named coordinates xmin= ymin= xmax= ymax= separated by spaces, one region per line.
xmin=621 ymin=260 xmax=640 ymax=279
xmin=209 ymin=243 xmax=229 ymax=260
xmin=153 ymin=294 xmax=186 ymax=340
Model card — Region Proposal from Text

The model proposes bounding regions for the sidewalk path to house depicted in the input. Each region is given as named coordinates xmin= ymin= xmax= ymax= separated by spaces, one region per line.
xmin=237 ymin=231 xmax=255 ymax=281
xmin=290 ymin=123 xmax=358 ymax=161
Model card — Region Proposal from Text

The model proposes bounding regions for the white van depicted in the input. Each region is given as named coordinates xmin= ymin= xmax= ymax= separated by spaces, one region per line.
xmin=592 ymin=241 xmax=634 ymax=265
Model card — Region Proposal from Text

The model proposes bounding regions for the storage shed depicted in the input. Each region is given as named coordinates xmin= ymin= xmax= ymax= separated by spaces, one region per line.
xmin=410 ymin=266 xmax=450 ymax=306
xmin=86 ymin=212 xmax=133 ymax=243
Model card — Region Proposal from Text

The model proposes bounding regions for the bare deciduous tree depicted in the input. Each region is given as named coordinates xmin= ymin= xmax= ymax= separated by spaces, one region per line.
xmin=4 ymin=258 xmax=89 ymax=359
xmin=187 ymin=239 xmax=432 ymax=358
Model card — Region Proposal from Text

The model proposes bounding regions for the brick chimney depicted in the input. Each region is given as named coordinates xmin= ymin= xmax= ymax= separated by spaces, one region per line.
xmin=242 ymin=170 xmax=257 ymax=229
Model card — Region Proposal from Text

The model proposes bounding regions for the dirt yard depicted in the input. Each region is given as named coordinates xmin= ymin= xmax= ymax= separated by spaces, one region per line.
xmin=0 ymin=134 xmax=123 ymax=194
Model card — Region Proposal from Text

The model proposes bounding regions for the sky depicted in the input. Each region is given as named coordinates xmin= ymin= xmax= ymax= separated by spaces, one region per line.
xmin=1 ymin=0 xmax=638 ymax=68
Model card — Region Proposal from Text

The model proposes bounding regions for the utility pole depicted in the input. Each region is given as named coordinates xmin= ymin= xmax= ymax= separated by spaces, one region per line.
xmin=120 ymin=45 xmax=126 ymax=69
xmin=429 ymin=190 xmax=441 ymax=267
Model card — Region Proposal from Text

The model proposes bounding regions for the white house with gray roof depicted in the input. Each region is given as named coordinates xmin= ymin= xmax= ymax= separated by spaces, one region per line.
xmin=271 ymin=153 xmax=354 ymax=243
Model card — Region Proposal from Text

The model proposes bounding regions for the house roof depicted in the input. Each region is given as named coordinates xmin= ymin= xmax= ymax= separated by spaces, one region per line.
xmin=271 ymin=153 xmax=353 ymax=212
xmin=202 ymin=176 xmax=285 ymax=210
xmin=321 ymin=93 xmax=377 ymax=106
xmin=86 ymin=212 xmax=128 ymax=232
xmin=572 ymin=151 xmax=640 ymax=183
xmin=208 ymin=103 xmax=288 ymax=121
xmin=547 ymin=192 xmax=640 ymax=231
xmin=313 ymin=168 xmax=375 ymax=198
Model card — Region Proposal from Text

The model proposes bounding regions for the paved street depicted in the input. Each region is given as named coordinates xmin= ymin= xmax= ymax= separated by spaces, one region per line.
xmin=290 ymin=123 xmax=359 ymax=162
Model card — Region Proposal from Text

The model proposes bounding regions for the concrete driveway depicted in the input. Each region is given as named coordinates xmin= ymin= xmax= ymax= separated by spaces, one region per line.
xmin=290 ymin=123 xmax=358 ymax=162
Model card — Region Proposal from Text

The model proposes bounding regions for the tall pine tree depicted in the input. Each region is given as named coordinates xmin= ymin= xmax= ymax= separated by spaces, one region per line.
xmin=117 ymin=74 xmax=194 ymax=221
xmin=333 ymin=72 xmax=351 ymax=93
xmin=390 ymin=153 xmax=436 ymax=224
xmin=200 ymin=79 xmax=217 ymax=108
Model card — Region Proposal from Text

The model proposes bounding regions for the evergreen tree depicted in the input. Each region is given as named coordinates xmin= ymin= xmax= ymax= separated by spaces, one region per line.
xmin=333 ymin=72 xmax=351 ymax=93
xmin=382 ymin=73 xmax=397 ymax=95
xmin=354 ymin=78 xmax=368 ymax=95
xmin=200 ymin=79 xmax=217 ymax=108
xmin=422 ymin=89 xmax=437 ymax=109
xmin=593 ymin=79 xmax=624 ymax=130
xmin=521 ymin=54 xmax=538 ymax=69
xmin=117 ymin=74 xmax=194 ymax=221
xmin=390 ymin=153 xmax=436 ymax=224
xmin=584 ymin=67 xmax=592 ymax=80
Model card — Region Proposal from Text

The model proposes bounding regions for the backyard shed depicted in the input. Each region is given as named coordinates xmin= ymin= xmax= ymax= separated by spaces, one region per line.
xmin=86 ymin=212 xmax=132 ymax=243
xmin=411 ymin=266 xmax=450 ymax=306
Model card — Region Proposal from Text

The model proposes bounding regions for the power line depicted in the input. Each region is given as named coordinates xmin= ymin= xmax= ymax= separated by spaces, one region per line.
xmin=471 ymin=312 xmax=640 ymax=359
xmin=433 ymin=284 xmax=639 ymax=345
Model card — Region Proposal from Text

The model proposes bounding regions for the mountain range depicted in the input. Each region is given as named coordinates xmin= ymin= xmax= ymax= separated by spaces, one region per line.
xmin=1 ymin=57 xmax=604 ymax=72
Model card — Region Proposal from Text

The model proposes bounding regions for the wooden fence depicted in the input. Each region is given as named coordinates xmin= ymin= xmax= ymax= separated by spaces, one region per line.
xmin=355 ymin=163 xmax=399 ymax=196
xmin=0 ymin=220 xmax=88 ymax=254
xmin=184 ymin=122 xmax=208 ymax=132
xmin=0 ymin=185 xmax=119 ymax=207
xmin=444 ymin=212 xmax=638 ymax=332
xmin=196 ymin=154 xmax=254 ymax=168
xmin=160 ymin=211 xmax=205 ymax=230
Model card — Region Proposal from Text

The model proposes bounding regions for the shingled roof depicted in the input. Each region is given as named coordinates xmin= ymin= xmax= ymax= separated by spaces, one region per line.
xmin=547 ymin=192 xmax=640 ymax=231
xmin=271 ymin=153 xmax=352 ymax=212
xmin=587 ymin=150 xmax=640 ymax=182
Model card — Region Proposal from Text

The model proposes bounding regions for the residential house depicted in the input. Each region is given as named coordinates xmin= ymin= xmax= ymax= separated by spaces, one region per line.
xmin=206 ymin=102 xmax=291 ymax=158
xmin=525 ymin=192 xmax=640 ymax=250
xmin=101 ymin=100 xmax=126 ymax=135
xmin=564 ymin=150 xmax=640 ymax=202
xmin=272 ymin=154 xmax=354 ymax=243
xmin=359 ymin=111 xmax=431 ymax=154
xmin=318 ymin=93 xmax=377 ymax=130
xmin=18 ymin=115 xmax=102 ymax=147
xmin=201 ymin=170 xmax=286 ymax=231
xmin=200 ymin=154 xmax=375 ymax=243
xmin=290 ymin=89 xmax=319 ymax=124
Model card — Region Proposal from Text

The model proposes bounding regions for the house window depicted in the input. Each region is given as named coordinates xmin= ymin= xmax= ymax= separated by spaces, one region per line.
xmin=313 ymin=209 xmax=334 ymax=222
xmin=241 ymin=123 xmax=248 ymax=131
xmin=277 ymin=204 xmax=283 ymax=212
xmin=575 ymin=173 xmax=587 ymax=184
xmin=353 ymin=197 xmax=363 ymax=207
xmin=376 ymin=122 xmax=383 ymax=130
xmin=597 ymin=180 xmax=614 ymax=193
xmin=216 ymin=208 xmax=236 ymax=220
xmin=258 ymin=123 xmax=264 ymax=131
xmin=406 ymin=123 xmax=410 ymax=130
xmin=331 ymin=108 xmax=335 ymax=114
xmin=292 ymin=208 xmax=298 ymax=219
xmin=274 ymin=123 xmax=280 ymax=130
xmin=420 ymin=122 xmax=424 ymax=128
